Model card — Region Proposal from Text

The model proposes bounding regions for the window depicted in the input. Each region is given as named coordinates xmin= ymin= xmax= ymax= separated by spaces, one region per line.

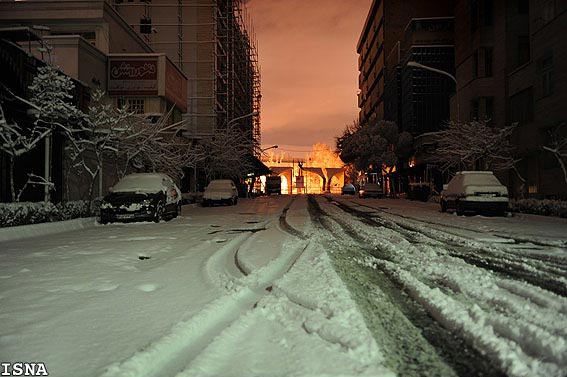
xmin=510 ymin=87 xmax=534 ymax=126
xmin=470 ymin=97 xmax=494 ymax=122
xmin=518 ymin=36 xmax=530 ymax=67
xmin=140 ymin=17 xmax=152 ymax=34
xmin=118 ymin=98 xmax=145 ymax=114
xmin=518 ymin=0 xmax=529 ymax=14
xmin=541 ymin=0 xmax=555 ymax=23
xmin=540 ymin=52 xmax=554 ymax=97
xmin=474 ymin=47 xmax=493 ymax=77
xmin=471 ymin=0 xmax=493 ymax=32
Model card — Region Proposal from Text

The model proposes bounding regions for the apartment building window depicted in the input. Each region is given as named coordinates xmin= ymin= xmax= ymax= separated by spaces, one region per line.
xmin=118 ymin=98 xmax=145 ymax=114
xmin=540 ymin=52 xmax=554 ymax=97
xmin=518 ymin=0 xmax=529 ymax=14
xmin=471 ymin=0 xmax=493 ymax=32
xmin=518 ymin=36 xmax=530 ymax=66
xmin=510 ymin=87 xmax=534 ymax=126
xmin=541 ymin=0 xmax=555 ymax=23
xmin=474 ymin=47 xmax=493 ymax=77
xmin=140 ymin=17 xmax=152 ymax=34
xmin=470 ymin=97 xmax=494 ymax=123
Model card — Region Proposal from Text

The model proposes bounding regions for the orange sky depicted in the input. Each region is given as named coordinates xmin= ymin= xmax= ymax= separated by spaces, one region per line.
xmin=246 ymin=0 xmax=373 ymax=157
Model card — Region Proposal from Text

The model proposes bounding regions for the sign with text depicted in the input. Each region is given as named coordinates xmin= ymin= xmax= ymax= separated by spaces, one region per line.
xmin=108 ymin=58 xmax=158 ymax=96
xmin=295 ymin=175 xmax=304 ymax=188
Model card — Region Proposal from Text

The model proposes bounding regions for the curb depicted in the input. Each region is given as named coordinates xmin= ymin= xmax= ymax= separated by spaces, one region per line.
xmin=0 ymin=217 xmax=98 ymax=243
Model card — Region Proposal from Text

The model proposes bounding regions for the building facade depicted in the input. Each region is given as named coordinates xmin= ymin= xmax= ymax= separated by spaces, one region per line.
xmin=454 ymin=0 xmax=567 ymax=199
xmin=357 ymin=0 xmax=454 ymax=126
xmin=0 ymin=1 xmax=189 ymax=200
xmin=360 ymin=0 xmax=567 ymax=200
xmin=108 ymin=0 xmax=261 ymax=143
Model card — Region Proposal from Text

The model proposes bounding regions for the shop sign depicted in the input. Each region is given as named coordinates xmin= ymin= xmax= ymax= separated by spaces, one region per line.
xmin=108 ymin=58 xmax=158 ymax=96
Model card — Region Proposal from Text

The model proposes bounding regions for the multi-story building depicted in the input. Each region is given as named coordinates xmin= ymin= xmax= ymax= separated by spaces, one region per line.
xmin=454 ymin=0 xmax=567 ymax=199
xmin=109 ymin=0 xmax=261 ymax=144
xmin=400 ymin=17 xmax=455 ymax=136
xmin=357 ymin=0 xmax=454 ymax=126
xmin=0 ymin=1 xmax=189 ymax=200
xmin=0 ymin=0 xmax=263 ymax=199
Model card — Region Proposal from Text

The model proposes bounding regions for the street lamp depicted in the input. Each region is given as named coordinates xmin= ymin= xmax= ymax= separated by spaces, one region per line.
xmin=261 ymin=145 xmax=278 ymax=154
xmin=227 ymin=111 xmax=259 ymax=127
xmin=406 ymin=61 xmax=460 ymax=123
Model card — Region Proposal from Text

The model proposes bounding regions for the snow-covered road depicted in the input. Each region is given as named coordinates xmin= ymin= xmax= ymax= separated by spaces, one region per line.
xmin=0 ymin=195 xmax=566 ymax=377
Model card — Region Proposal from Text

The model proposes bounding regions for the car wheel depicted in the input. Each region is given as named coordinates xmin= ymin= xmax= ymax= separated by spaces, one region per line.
xmin=154 ymin=202 xmax=164 ymax=223
xmin=99 ymin=216 xmax=109 ymax=225
xmin=440 ymin=200 xmax=447 ymax=212
xmin=456 ymin=201 xmax=464 ymax=216
xmin=233 ymin=197 xmax=238 ymax=205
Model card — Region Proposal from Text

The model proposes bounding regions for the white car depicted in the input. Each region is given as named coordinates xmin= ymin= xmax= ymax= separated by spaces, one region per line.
xmin=100 ymin=173 xmax=182 ymax=223
xmin=440 ymin=171 xmax=508 ymax=216
xmin=202 ymin=179 xmax=239 ymax=206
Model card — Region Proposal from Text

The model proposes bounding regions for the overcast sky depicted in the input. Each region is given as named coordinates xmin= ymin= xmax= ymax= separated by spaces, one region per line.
xmin=246 ymin=0 xmax=373 ymax=157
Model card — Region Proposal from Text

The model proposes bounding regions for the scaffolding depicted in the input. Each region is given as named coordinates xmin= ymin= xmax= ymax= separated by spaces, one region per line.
xmin=109 ymin=0 xmax=261 ymax=147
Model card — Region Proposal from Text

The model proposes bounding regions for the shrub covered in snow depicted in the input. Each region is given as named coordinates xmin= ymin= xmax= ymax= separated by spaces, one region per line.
xmin=0 ymin=200 xmax=100 ymax=227
xmin=509 ymin=198 xmax=567 ymax=218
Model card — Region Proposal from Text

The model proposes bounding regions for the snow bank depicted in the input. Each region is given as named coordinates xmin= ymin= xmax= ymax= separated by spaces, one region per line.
xmin=0 ymin=216 xmax=97 ymax=242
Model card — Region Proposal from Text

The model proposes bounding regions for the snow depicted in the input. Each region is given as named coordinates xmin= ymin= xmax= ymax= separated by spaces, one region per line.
xmin=0 ymin=195 xmax=566 ymax=376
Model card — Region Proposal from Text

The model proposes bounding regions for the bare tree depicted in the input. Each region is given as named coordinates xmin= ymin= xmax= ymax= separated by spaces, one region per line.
xmin=542 ymin=122 xmax=567 ymax=185
xmin=1 ymin=64 xmax=82 ymax=201
xmin=64 ymin=90 xmax=133 ymax=200
xmin=0 ymin=104 xmax=52 ymax=201
xmin=116 ymin=107 xmax=201 ymax=182
xmin=428 ymin=120 xmax=519 ymax=172
xmin=198 ymin=123 xmax=256 ymax=181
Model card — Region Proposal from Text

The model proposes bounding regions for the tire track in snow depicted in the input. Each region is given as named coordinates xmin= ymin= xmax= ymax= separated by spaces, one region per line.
xmin=328 ymin=196 xmax=567 ymax=296
xmin=313 ymin=195 xmax=567 ymax=376
xmin=100 ymin=199 xmax=309 ymax=377
xmin=307 ymin=195 xmax=502 ymax=377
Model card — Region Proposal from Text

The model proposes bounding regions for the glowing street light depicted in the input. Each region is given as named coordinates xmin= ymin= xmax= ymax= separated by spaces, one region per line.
xmin=406 ymin=61 xmax=460 ymax=123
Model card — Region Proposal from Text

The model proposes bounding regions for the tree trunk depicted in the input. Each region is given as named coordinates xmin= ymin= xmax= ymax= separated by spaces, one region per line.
xmin=9 ymin=156 xmax=15 ymax=202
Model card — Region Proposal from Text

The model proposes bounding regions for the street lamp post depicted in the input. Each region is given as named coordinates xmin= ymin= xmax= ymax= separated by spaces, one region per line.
xmin=406 ymin=61 xmax=460 ymax=123
xmin=260 ymin=145 xmax=278 ymax=154
xmin=227 ymin=111 xmax=259 ymax=127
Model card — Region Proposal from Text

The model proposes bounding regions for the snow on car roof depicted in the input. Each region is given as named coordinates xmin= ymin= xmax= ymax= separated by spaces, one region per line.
xmin=110 ymin=173 xmax=170 ymax=193
xmin=457 ymin=171 xmax=503 ymax=186
xmin=206 ymin=179 xmax=233 ymax=187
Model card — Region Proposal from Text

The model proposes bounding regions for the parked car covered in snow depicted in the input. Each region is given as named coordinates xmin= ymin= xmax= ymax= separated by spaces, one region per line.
xmin=359 ymin=182 xmax=383 ymax=198
xmin=440 ymin=171 xmax=508 ymax=216
xmin=99 ymin=173 xmax=181 ymax=224
xmin=202 ymin=179 xmax=239 ymax=206
xmin=341 ymin=183 xmax=356 ymax=195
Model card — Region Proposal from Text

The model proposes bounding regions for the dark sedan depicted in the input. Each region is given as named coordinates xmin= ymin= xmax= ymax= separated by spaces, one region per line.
xmin=99 ymin=173 xmax=181 ymax=224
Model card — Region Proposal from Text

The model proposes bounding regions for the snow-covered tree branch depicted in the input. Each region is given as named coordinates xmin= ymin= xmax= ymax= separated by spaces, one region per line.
xmin=542 ymin=122 xmax=567 ymax=185
xmin=198 ymin=123 xmax=256 ymax=180
xmin=115 ymin=107 xmax=201 ymax=182
xmin=427 ymin=120 xmax=520 ymax=173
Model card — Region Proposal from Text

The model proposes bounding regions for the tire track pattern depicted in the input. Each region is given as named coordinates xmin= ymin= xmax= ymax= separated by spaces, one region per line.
xmin=328 ymin=197 xmax=567 ymax=296
xmin=101 ymin=198 xmax=308 ymax=377
xmin=312 ymin=195 xmax=567 ymax=377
